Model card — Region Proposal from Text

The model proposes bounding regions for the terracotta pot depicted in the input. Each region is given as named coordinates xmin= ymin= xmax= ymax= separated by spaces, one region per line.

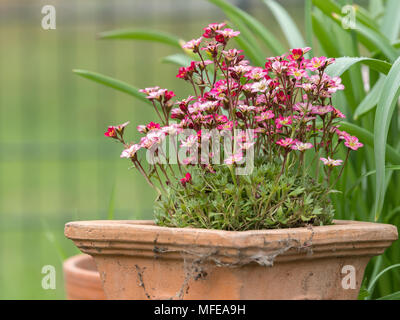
xmin=63 ymin=254 xmax=106 ymax=300
xmin=65 ymin=219 xmax=397 ymax=300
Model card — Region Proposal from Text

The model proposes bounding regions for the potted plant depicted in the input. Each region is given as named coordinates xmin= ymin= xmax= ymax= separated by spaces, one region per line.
xmin=65 ymin=23 xmax=397 ymax=300
xmin=63 ymin=254 xmax=106 ymax=300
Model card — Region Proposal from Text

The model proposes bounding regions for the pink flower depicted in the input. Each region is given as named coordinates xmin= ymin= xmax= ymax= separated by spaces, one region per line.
xmin=255 ymin=110 xmax=274 ymax=122
xmin=217 ymin=120 xmax=234 ymax=131
xmin=182 ymin=37 xmax=203 ymax=51
xmin=275 ymin=115 xmax=292 ymax=129
xmin=140 ymin=131 xmax=165 ymax=149
xmin=120 ymin=144 xmax=141 ymax=159
xmin=276 ymin=138 xmax=296 ymax=148
xmin=180 ymin=135 xmax=198 ymax=148
xmin=139 ymin=86 xmax=160 ymax=95
xmin=291 ymin=141 xmax=313 ymax=151
xmin=333 ymin=107 xmax=346 ymax=119
xmin=320 ymin=157 xmax=343 ymax=167
xmin=237 ymin=104 xmax=256 ymax=113
xmin=202 ymin=23 xmax=226 ymax=38
xmin=215 ymin=28 xmax=240 ymax=39
xmin=251 ymin=78 xmax=271 ymax=93
xmin=244 ymin=67 xmax=268 ymax=80
xmin=336 ymin=129 xmax=350 ymax=140
xmin=287 ymin=67 xmax=307 ymax=80
xmin=327 ymin=76 xmax=345 ymax=93
xmin=307 ymin=56 xmax=327 ymax=71
xmin=224 ymin=152 xmax=243 ymax=165
xmin=311 ymin=105 xmax=333 ymax=116
xmin=146 ymin=89 xmax=167 ymax=100
xmin=344 ymin=136 xmax=363 ymax=150
xmin=239 ymin=141 xmax=255 ymax=150
xmin=137 ymin=125 xmax=147 ymax=134
xmin=171 ymin=108 xmax=185 ymax=120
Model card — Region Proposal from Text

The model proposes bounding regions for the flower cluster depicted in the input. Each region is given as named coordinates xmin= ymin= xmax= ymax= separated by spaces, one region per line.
xmin=104 ymin=23 xmax=363 ymax=230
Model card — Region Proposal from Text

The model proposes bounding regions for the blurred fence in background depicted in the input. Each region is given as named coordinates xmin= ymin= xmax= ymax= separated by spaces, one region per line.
xmin=0 ymin=0 xmax=303 ymax=299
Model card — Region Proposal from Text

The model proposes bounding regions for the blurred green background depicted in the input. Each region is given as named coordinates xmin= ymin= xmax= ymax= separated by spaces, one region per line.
xmin=0 ymin=0 xmax=308 ymax=299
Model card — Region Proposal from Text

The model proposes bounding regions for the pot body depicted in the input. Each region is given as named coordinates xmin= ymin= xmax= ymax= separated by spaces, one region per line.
xmin=63 ymin=254 xmax=106 ymax=300
xmin=65 ymin=220 xmax=397 ymax=300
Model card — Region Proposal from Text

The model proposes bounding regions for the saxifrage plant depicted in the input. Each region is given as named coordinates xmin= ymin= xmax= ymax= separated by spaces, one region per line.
xmin=104 ymin=23 xmax=362 ymax=231
xmin=74 ymin=0 xmax=400 ymax=300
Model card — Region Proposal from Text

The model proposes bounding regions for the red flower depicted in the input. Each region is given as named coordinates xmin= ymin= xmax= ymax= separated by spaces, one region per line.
xmin=215 ymin=34 xmax=226 ymax=44
xmin=104 ymin=126 xmax=117 ymax=138
xmin=180 ymin=172 xmax=192 ymax=187
xmin=165 ymin=90 xmax=175 ymax=101
xmin=147 ymin=122 xmax=161 ymax=131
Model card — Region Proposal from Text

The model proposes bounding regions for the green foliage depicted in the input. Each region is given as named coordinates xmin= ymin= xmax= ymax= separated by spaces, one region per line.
xmin=155 ymin=162 xmax=334 ymax=231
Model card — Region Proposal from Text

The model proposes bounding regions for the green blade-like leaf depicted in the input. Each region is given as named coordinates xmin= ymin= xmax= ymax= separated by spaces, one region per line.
xmin=338 ymin=122 xmax=400 ymax=165
xmin=381 ymin=0 xmax=400 ymax=42
xmin=161 ymin=54 xmax=193 ymax=67
xmin=346 ymin=165 xmax=400 ymax=196
xmin=73 ymin=69 xmax=151 ymax=105
xmin=98 ymin=29 xmax=183 ymax=49
xmin=261 ymin=0 xmax=306 ymax=49
xmin=369 ymin=0 xmax=384 ymax=19
xmin=305 ymin=0 xmax=313 ymax=49
xmin=313 ymin=0 xmax=379 ymax=33
xmin=325 ymin=57 xmax=392 ymax=77
xmin=207 ymin=0 xmax=285 ymax=55
xmin=374 ymin=57 xmax=400 ymax=219
xmin=312 ymin=0 xmax=399 ymax=62
xmin=377 ymin=291 xmax=400 ymax=300
xmin=354 ymin=77 xmax=385 ymax=120
xmin=312 ymin=12 xmax=341 ymax=57
xmin=367 ymin=264 xmax=400 ymax=296
xmin=225 ymin=18 xmax=265 ymax=66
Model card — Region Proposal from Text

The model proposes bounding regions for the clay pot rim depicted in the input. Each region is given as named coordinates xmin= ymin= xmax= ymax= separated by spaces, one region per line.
xmin=65 ymin=220 xmax=398 ymax=264
xmin=65 ymin=219 xmax=398 ymax=241
xmin=63 ymin=254 xmax=99 ymax=280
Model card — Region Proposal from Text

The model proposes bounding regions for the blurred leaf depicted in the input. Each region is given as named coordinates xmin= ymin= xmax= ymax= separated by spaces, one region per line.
xmin=208 ymin=0 xmax=285 ymax=55
xmin=338 ymin=122 xmax=400 ymax=165
xmin=354 ymin=77 xmax=385 ymax=119
xmin=381 ymin=0 xmax=400 ymax=42
xmin=313 ymin=0 xmax=379 ymax=32
xmin=312 ymin=12 xmax=341 ymax=57
xmin=312 ymin=0 xmax=399 ymax=61
xmin=326 ymin=57 xmax=392 ymax=77
xmin=161 ymin=54 xmax=193 ymax=67
xmin=98 ymin=29 xmax=183 ymax=49
xmin=305 ymin=0 xmax=313 ymax=49
xmin=225 ymin=19 xmax=265 ymax=66
xmin=73 ymin=69 xmax=151 ymax=105
xmin=377 ymin=291 xmax=400 ymax=300
xmin=367 ymin=264 xmax=400 ymax=298
xmin=261 ymin=0 xmax=306 ymax=49
xmin=374 ymin=57 xmax=400 ymax=219
xmin=369 ymin=0 xmax=384 ymax=19
xmin=41 ymin=218 xmax=67 ymax=262
xmin=346 ymin=165 xmax=400 ymax=196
